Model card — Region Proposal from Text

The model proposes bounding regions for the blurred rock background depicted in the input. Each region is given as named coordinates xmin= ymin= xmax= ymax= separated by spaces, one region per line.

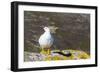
xmin=24 ymin=11 xmax=90 ymax=54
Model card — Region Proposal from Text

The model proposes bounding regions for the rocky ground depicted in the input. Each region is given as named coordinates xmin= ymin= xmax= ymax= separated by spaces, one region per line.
xmin=24 ymin=50 xmax=90 ymax=62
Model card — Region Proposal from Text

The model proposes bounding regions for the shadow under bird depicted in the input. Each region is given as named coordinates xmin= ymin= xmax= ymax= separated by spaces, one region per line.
xmin=53 ymin=51 xmax=72 ymax=57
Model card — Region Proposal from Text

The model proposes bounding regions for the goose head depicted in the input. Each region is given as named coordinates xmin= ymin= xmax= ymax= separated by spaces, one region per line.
xmin=43 ymin=27 xmax=50 ymax=32
xmin=43 ymin=26 xmax=58 ymax=33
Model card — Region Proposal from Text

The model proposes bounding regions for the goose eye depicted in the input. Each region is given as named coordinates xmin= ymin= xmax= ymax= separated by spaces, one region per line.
xmin=44 ymin=27 xmax=48 ymax=30
xmin=45 ymin=27 xmax=48 ymax=29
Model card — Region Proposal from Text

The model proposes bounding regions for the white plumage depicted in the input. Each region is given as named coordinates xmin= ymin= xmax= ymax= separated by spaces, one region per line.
xmin=39 ymin=27 xmax=54 ymax=49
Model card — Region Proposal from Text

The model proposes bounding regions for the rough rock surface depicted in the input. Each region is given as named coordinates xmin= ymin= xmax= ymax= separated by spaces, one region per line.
xmin=24 ymin=50 xmax=90 ymax=62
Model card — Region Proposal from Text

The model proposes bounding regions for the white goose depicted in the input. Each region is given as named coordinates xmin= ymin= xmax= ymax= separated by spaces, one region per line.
xmin=39 ymin=27 xmax=54 ymax=55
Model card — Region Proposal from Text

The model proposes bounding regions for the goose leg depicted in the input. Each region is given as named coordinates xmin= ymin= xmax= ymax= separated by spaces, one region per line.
xmin=47 ymin=48 xmax=51 ymax=55
xmin=40 ymin=48 xmax=45 ymax=54
xmin=47 ymin=48 xmax=51 ymax=60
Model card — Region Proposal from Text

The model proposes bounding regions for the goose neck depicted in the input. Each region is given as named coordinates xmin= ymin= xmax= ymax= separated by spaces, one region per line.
xmin=45 ymin=31 xmax=51 ymax=34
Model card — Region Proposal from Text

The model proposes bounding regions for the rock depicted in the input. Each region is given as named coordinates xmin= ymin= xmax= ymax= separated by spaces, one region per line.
xmin=24 ymin=50 xmax=90 ymax=62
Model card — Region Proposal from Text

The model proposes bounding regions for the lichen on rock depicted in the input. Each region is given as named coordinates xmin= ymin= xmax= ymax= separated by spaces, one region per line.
xmin=24 ymin=49 xmax=90 ymax=62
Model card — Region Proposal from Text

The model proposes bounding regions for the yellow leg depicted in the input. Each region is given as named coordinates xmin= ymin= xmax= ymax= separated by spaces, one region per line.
xmin=40 ymin=48 xmax=45 ymax=54
xmin=47 ymin=49 xmax=51 ymax=55
xmin=46 ymin=49 xmax=51 ymax=60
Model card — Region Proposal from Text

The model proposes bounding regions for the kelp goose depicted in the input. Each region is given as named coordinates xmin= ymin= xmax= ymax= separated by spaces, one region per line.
xmin=39 ymin=27 xmax=54 ymax=55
